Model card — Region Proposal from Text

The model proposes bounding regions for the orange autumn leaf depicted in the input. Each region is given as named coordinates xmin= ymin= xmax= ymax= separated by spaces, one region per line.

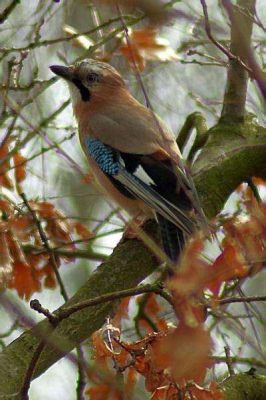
xmin=8 ymin=253 xmax=56 ymax=300
xmin=151 ymin=385 xmax=179 ymax=400
xmin=32 ymin=201 xmax=55 ymax=217
xmin=9 ymin=214 xmax=35 ymax=241
xmin=168 ymin=237 xmax=209 ymax=297
xmin=188 ymin=382 xmax=225 ymax=400
xmin=119 ymin=28 xmax=178 ymax=70
xmin=0 ymin=199 xmax=13 ymax=215
xmin=86 ymin=383 xmax=123 ymax=400
xmin=74 ymin=222 xmax=94 ymax=240
xmin=252 ymin=177 xmax=266 ymax=187
xmin=223 ymin=201 xmax=266 ymax=269
xmin=13 ymin=152 xmax=27 ymax=182
xmin=0 ymin=141 xmax=14 ymax=189
xmin=31 ymin=201 xmax=74 ymax=247
xmin=208 ymin=238 xmax=248 ymax=295
xmin=92 ymin=331 xmax=113 ymax=361
xmin=150 ymin=325 xmax=213 ymax=386
xmin=124 ymin=367 xmax=137 ymax=397
xmin=8 ymin=259 xmax=53 ymax=300
xmin=9 ymin=261 xmax=41 ymax=300
xmin=112 ymin=296 xmax=131 ymax=327
xmin=44 ymin=270 xmax=57 ymax=289
xmin=0 ymin=141 xmax=10 ymax=164
xmin=144 ymin=293 xmax=161 ymax=315
xmin=46 ymin=218 xmax=72 ymax=244
xmin=0 ymin=174 xmax=13 ymax=189
xmin=167 ymin=236 xmax=209 ymax=327
xmin=137 ymin=293 xmax=168 ymax=333
xmin=5 ymin=231 xmax=28 ymax=265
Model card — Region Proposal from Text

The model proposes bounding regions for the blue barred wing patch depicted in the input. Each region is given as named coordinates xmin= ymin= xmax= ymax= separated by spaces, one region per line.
xmin=85 ymin=137 xmax=120 ymax=176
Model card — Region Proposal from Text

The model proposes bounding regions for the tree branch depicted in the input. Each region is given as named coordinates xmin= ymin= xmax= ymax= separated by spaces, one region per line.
xmin=221 ymin=0 xmax=256 ymax=121
xmin=0 ymin=0 xmax=19 ymax=24
xmin=222 ymin=373 xmax=266 ymax=400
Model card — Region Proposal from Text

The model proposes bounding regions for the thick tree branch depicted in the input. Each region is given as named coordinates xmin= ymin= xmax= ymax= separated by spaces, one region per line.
xmin=221 ymin=0 xmax=256 ymax=121
xmin=222 ymin=373 xmax=266 ymax=400
xmin=193 ymin=115 xmax=266 ymax=218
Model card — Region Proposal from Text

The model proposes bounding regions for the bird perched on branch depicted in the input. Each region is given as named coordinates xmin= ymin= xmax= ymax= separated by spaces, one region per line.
xmin=50 ymin=59 xmax=197 ymax=263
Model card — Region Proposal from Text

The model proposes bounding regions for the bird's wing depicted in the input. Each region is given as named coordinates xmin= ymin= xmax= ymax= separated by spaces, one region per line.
xmin=87 ymin=97 xmax=180 ymax=157
xmin=84 ymin=138 xmax=194 ymax=236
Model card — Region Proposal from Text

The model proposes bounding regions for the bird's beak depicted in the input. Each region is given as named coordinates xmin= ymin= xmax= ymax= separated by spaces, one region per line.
xmin=50 ymin=65 xmax=74 ymax=81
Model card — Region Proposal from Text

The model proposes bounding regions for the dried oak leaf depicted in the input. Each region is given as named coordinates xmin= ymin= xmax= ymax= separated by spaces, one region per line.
xmin=119 ymin=28 xmax=178 ymax=70
xmin=137 ymin=293 xmax=168 ymax=334
xmin=74 ymin=222 xmax=94 ymax=240
xmin=13 ymin=152 xmax=27 ymax=183
xmin=149 ymin=325 xmax=213 ymax=387
xmin=9 ymin=261 xmax=41 ymax=300
xmin=187 ymin=382 xmax=224 ymax=400
xmin=167 ymin=237 xmax=208 ymax=327
xmin=0 ymin=141 xmax=13 ymax=189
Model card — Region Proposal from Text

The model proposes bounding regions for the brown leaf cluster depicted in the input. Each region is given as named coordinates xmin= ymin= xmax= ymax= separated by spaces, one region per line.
xmin=168 ymin=185 xmax=266 ymax=327
xmin=0 ymin=140 xmax=26 ymax=189
xmin=0 ymin=198 xmax=93 ymax=299
xmin=88 ymin=326 xmax=222 ymax=400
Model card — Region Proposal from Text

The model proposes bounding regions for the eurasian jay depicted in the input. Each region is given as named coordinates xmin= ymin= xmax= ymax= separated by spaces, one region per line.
xmin=50 ymin=59 xmax=195 ymax=262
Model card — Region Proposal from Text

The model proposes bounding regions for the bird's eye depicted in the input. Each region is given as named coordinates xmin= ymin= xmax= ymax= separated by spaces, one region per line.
xmin=87 ymin=73 xmax=100 ymax=83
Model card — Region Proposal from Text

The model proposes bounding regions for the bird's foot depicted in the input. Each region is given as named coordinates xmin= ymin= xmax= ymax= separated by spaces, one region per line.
xmin=123 ymin=215 xmax=149 ymax=239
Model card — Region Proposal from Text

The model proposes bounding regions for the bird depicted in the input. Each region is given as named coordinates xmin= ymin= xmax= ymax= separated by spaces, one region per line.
xmin=50 ymin=59 xmax=196 ymax=263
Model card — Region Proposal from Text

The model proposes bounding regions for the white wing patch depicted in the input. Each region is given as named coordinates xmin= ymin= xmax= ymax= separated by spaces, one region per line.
xmin=115 ymin=168 xmax=194 ymax=235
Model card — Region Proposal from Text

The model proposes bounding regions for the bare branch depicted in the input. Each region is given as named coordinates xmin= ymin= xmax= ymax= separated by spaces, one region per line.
xmin=0 ymin=0 xmax=19 ymax=24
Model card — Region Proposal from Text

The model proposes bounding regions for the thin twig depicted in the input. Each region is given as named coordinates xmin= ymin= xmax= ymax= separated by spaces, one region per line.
xmin=200 ymin=0 xmax=252 ymax=74
xmin=221 ymin=0 xmax=266 ymax=101
xmin=20 ymin=341 xmax=47 ymax=400
xmin=76 ymin=346 xmax=87 ymax=400
xmin=219 ymin=295 xmax=266 ymax=305
xmin=0 ymin=15 xmax=136 ymax=54
xmin=0 ymin=132 xmax=75 ymax=177
xmin=134 ymin=293 xmax=159 ymax=337
xmin=224 ymin=345 xmax=235 ymax=376
xmin=212 ymin=355 xmax=266 ymax=369
xmin=57 ymin=284 xmax=174 ymax=322
xmin=30 ymin=300 xmax=59 ymax=325
xmin=22 ymin=244 xmax=107 ymax=261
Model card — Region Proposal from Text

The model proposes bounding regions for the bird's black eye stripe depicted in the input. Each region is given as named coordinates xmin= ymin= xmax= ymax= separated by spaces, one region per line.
xmin=87 ymin=72 xmax=100 ymax=83
xmin=72 ymin=78 xmax=91 ymax=102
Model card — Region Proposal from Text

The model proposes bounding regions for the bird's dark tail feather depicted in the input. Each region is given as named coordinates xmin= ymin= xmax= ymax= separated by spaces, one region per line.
xmin=157 ymin=214 xmax=185 ymax=263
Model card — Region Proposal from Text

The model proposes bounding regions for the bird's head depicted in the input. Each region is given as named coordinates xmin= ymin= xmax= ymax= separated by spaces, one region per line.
xmin=50 ymin=59 xmax=125 ymax=107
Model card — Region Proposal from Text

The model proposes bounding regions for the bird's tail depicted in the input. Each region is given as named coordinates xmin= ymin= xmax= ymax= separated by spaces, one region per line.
xmin=157 ymin=213 xmax=185 ymax=263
